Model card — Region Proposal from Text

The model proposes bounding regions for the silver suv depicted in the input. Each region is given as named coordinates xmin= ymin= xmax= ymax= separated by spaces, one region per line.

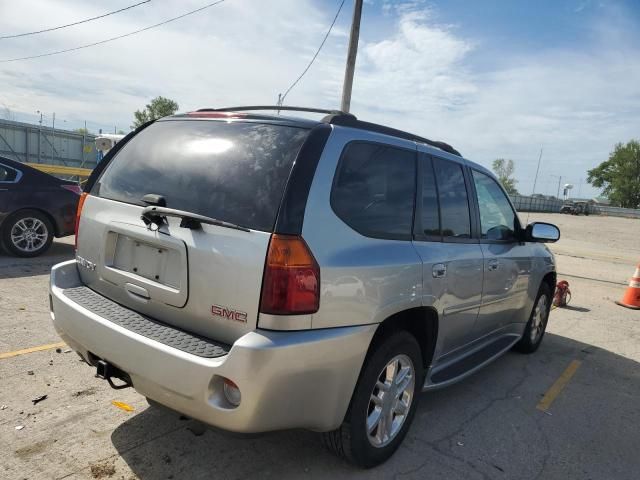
xmin=50 ymin=106 xmax=560 ymax=468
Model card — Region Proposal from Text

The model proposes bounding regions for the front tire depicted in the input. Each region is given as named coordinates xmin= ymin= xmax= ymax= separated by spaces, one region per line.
xmin=514 ymin=283 xmax=552 ymax=353
xmin=323 ymin=331 xmax=423 ymax=468
xmin=1 ymin=209 xmax=54 ymax=257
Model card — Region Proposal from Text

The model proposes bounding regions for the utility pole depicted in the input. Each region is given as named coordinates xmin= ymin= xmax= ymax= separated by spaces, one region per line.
xmin=577 ymin=178 xmax=582 ymax=198
xmin=530 ymin=146 xmax=543 ymax=195
xmin=51 ymin=112 xmax=56 ymax=164
xmin=549 ymin=174 xmax=562 ymax=199
xmin=340 ymin=0 xmax=363 ymax=113
xmin=36 ymin=111 xmax=43 ymax=163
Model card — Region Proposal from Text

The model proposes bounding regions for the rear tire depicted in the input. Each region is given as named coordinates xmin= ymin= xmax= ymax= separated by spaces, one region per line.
xmin=322 ymin=331 xmax=423 ymax=468
xmin=1 ymin=209 xmax=54 ymax=257
xmin=514 ymin=283 xmax=552 ymax=354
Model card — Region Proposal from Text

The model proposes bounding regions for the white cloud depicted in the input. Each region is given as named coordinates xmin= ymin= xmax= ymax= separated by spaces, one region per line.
xmin=0 ymin=0 xmax=348 ymax=128
xmin=0 ymin=0 xmax=638 ymax=198
xmin=349 ymin=3 xmax=640 ymax=197
xmin=358 ymin=8 xmax=475 ymax=112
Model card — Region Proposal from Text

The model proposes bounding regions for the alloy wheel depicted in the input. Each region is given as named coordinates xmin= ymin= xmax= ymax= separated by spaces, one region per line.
xmin=366 ymin=354 xmax=415 ymax=448
xmin=10 ymin=217 xmax=49 ymax=253
xmin=530 ymin=294 xmax=549 ymax=343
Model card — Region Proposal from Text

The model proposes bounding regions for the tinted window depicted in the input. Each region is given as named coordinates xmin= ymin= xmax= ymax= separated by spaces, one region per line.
xmin=0 ymin=164 xmax=18 ymax=182
xmin=97 ymin=120 xmax=309 ymax=232
xmin=331 ymin=142 xmax=416 ymax=239
xmin=420 ymin=158 xmax=440 ymax=236
xmin=472 ymin=170 xmax=518 ymax=240
xmin=433 ymin=158 xmax=471 ymax=238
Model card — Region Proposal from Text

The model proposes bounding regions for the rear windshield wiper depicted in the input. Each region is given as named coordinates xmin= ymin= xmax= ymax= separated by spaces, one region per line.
xmin=141 ymin=206 xmax=250 ymax=232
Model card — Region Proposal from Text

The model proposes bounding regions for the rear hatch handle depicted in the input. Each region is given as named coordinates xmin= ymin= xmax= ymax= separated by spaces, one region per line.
xmin=141 ymin=206 xmax=250 ymax=232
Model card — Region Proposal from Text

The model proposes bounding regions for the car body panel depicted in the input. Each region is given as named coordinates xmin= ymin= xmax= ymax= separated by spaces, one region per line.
xmin=0 ymin=156 xmax=79 ymax=237
xmin=302 ymin=126 xmax=423 ymax=330
xmin=51 ymin=260 xmax=377 ymax=433
xmin=49 ymin=112 xmax=558 ymax=436
xmin=76 ymin=195 xmax=270 ymax=345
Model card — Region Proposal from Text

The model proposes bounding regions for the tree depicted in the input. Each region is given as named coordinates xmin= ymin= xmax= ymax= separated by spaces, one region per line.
xmin=132 ymin=96 xmax=179 ymax=128
xmin=492 ymin=158 xmax=519 ymax=195
xmin=75 ymin=127 xmax=89 ymax=135
xmin=587 ymin=140 xmax=640 ymax=209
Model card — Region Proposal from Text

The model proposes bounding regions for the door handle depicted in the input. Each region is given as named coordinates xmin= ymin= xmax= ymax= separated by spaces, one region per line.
xmin=432 ymin=263 xmax=447 ymax=278
xmin=487 ymin=259 xmax=499 ymax=271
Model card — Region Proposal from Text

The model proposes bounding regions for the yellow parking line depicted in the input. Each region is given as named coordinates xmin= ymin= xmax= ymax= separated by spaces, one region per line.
xmin=536 ymin=359 xmax=582 ymax=412
xmin=0 ymin=341 xmax=66 ymax=360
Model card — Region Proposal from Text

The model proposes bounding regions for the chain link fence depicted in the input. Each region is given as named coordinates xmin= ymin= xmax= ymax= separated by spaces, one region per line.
xmin=509 ymin=194 xmax=563 ymax=213
xmin=510 ymin=194 xmax=640 ymax=219
xmin=590 ymin=205 xmax=640 ymax=219
xmin=0 ymin=119 xmax=99 ymax=169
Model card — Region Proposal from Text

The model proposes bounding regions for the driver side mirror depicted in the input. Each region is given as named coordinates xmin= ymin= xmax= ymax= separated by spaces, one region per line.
xmin=525 ymin=222 xmax=560 ymax=243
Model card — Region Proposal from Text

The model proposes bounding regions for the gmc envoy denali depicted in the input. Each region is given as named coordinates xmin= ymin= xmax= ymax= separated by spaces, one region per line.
xmin=50 ymin=106 xmax=560 ymax=467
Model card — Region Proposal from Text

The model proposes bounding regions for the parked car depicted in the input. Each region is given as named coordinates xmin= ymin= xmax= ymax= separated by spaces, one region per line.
xmin=560 ymin=201 xmax=575 ymax=214
xmin=0 ymin=156 xmax=81 ymax=257
xmin=49 ymin=107 xmax=559 ymax=468
xmin=560 ymin=200 xmax=590 ymax=215
xmin=573 ymin=201 xmax=590 ymax=215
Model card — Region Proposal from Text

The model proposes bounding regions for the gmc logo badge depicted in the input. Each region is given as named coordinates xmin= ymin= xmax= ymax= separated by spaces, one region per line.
xmin=211 ymin=304 xmax=248 ymax=323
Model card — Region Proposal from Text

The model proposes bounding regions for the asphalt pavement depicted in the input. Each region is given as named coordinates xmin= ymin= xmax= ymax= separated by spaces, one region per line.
xmin=1 ymin=214 xmax=639 ymax=479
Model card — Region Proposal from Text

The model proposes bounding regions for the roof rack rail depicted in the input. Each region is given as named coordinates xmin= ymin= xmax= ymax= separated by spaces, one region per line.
xmin=324 ymin=115 xmax=461 ymax=157
xmin=195 ymin=106 xmax=460 ymax=156
xmin=197 ymin=105 xmax=356 ymax=118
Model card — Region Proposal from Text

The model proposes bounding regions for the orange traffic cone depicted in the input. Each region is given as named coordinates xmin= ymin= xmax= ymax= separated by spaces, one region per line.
xmin=616 ymin=262 xmax=640 ymax=310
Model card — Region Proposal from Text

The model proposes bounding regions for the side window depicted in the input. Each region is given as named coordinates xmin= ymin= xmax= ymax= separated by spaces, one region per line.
xmin=433 ymin=158 xmax=471 ymax=239
xmin=331 ymin=142 xmax=416 ymax=240
xmin=0 ymin=164 xmax=18 ymax=182
xmin=472 ymin=170 xmax=518 ymax=241
xmin=420 ymin=157 xmax=441 ymax=237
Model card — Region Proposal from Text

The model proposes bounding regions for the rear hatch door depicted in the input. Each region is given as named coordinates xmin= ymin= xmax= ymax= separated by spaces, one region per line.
xmin=76 ymin=118 xmax=310 ymax=344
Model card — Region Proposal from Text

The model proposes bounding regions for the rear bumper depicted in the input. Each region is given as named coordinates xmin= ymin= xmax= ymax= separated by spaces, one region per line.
xmin=50 ymin=260 xmax=376 ymax=433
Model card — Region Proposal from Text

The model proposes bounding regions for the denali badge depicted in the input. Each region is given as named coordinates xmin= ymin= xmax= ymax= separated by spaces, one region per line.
xmin=211 ymin=304 xmax=247 ymax=323
xmin=76 ymin=255 xmax=97 ymax=271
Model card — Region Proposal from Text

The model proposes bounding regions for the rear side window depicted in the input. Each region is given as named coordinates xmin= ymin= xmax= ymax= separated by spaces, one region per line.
xmin=96 ymin=120 xmax=309 ymax=232
xmin=433 ymin=158 xmax=471 ymax=239
xmin=0 ymin=164 xmax=18 ymax=182
xmin=331 ymin=142 xmax=416 ymax=240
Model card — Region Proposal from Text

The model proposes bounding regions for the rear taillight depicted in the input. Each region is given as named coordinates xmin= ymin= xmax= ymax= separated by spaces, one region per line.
xmin=259 ymin=235 xmax=320 ymax=315
xmin=74 ymin=192 xmax=88 ymax=249
xmin=61 ymin=184 xmax=82 ymax=195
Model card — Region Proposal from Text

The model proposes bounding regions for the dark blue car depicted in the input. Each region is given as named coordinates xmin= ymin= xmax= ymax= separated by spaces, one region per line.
xmin=0 ymin=156 xmax=81 ymax=257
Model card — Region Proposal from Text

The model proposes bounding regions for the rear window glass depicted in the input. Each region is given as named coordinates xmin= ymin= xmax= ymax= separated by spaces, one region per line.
xmin=96 ymin=120 xmax=309 ymax=232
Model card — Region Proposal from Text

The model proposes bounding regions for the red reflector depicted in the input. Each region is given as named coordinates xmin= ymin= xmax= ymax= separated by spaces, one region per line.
xmin=260 ymin=235 xmax=320 ymax=315
xmin=74 ymin=192 xmax=88 ymax=249
xmin=186 ymin=111 xmax=247 ymax=118
xmin=61 ymin=184 xmax=82 ymax=195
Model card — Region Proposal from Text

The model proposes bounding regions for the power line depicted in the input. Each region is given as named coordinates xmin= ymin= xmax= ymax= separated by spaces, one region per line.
xmin=0 ymin=0 xmax=151 ymax=40
xmin=0 ymin=0 xmax=226 ymax=63
xmin=279 ymin=0 xmax=346 ymax=105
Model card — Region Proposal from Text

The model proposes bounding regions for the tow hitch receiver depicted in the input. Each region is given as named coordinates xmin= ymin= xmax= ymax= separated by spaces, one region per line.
xmin=96 ymin=359 xmax=133 ymax=390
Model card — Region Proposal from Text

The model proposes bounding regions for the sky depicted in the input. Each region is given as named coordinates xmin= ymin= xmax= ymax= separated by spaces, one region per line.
xmin=1 ymin=0 xmax=639 ymax=198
